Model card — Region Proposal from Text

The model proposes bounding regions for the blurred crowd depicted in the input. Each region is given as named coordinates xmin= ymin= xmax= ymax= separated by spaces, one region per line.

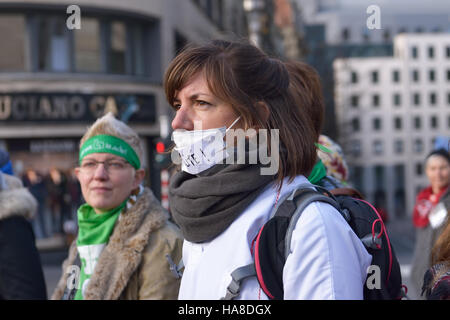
xmin=21 ymin=167 xmax=82 ymax=240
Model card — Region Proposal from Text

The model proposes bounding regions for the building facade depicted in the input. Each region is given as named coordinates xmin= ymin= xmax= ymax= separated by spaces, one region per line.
xmin=293 ymin=0 xmax=450 ymax=138
xmin=334 ymin=33 xmax=450 ymax=220
xmin=0 ymin=0 xmax=243 ymax=198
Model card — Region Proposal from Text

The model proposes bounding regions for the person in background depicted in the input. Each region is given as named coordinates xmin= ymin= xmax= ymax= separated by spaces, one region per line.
xmin=23 ymin=168 xmax=48 ymax=238
xmin=0 ymin=149 xmax=47 ymax=299
xmin=51 ymin=113 xmax=182 ymax=300
xmin=46 ymin=168 xmax=68 ymax=235
xmin=411 ymin=148 xmax=450 ymax=299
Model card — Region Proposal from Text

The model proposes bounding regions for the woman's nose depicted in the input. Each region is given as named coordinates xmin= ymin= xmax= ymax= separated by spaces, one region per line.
xmin=93 ymin=163 xmax=108 ymax=180
xmin=171 ymin=106 xmax=194 ymax=131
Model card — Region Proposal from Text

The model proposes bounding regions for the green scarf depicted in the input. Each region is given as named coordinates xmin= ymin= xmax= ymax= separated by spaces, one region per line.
xmin=308 ymin=159 xmax=327 ymax=184
xmin=74 ymin=200 xmax=126 ymax=300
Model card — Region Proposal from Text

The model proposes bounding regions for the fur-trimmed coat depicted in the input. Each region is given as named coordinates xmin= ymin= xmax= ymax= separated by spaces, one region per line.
xmin=51 ymin=187 xmax=183 ymax=300
xmin=0 ymin=173 xmax=47 ymax=299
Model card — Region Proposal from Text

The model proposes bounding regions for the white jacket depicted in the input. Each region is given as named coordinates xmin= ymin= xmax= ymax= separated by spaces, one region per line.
xmin=178 ymin=175 xmax=372 ymax=300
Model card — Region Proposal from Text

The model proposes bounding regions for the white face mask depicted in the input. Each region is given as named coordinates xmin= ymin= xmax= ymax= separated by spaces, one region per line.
xmin=172 ymin=117 xmax=241 ymax=174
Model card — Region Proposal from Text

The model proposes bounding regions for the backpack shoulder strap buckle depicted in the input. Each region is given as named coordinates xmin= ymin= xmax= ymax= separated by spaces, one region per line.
xmin=221 ymin=263 xmax=256 ymax=300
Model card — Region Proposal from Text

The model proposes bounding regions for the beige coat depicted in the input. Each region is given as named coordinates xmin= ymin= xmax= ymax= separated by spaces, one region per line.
xmin=51 ymin=188 xmax=183 ymax=300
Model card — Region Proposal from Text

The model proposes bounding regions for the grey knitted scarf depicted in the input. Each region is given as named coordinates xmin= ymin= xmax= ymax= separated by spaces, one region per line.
xmin=169 ymin=162 xmax=275 ymax=243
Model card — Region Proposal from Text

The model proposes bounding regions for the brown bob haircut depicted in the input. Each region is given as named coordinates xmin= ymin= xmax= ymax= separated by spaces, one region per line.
xmin=163 ymin=39 xmax=317 ymax=187
xmin=285 ymin=60 xmax=324 ymax=142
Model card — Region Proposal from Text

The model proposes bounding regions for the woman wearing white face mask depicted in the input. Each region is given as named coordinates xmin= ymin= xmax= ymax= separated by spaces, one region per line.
xmin=165 ymin=40 xmax=372 ymax=300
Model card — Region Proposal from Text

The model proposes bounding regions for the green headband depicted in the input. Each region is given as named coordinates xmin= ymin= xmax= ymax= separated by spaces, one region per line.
xmin=79 ymin=135 xmax=141 ymax=169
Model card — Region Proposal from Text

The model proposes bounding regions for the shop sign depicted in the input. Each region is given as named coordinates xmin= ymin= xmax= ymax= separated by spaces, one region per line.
xmin=0 ymin=93 xmax=155 ymax=123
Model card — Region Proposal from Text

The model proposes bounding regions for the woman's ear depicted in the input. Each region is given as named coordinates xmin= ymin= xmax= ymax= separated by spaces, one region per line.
xmin=74 ymin=167 xmax=81 ymax=181
xmin=133 ymin=169 xmax=146 ymax=189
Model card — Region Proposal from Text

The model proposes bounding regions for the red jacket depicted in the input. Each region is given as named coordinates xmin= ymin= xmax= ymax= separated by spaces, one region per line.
xmin=413 ymin=186 xmax=448 ymax=228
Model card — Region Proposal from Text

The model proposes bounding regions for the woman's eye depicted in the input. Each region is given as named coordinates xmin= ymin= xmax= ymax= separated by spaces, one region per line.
xmin=173 ymin=104 xmax=181 ymax=110
xmin=109 ymin=162 xmax=125 ymax=169
xmin=196 ymin=100 xmax=211 ymax=106
xmin=82 ymin=161 xmax=96 ymax=168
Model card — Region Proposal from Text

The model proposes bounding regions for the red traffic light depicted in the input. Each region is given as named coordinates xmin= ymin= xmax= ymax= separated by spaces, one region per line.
xmin=156 ymin=141 xmax=165 ymax=154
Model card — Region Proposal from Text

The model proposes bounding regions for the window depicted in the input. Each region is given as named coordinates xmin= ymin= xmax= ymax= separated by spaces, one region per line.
xmin=394 ymin=164 xmax=406 ymax=218
xmin=394 ymin=117 xmax=402 ymax=130
xmin=392 ymin=70 xmax=400 ymax=83
xmin=429 ymin=92 xmax=437 ymax=106
xmin=175 ymin=30 xmax=188 ymax=55
xmin=130 ymin=24 xmax=149 ymax=76
xmin=416 ymin=163 xmax=423 ymax=176
xmin=430 ymin=116 xmax=438 ymax=129
xmin=429 ymin=69 xmax=435 ymax=82
xmin=31 ymin=13 xmax=153 ymax=77
xmin=75 ymin=18 xmax=101 ymax=72
xmin=38 ymin=17 xmax=71 ymax=71
xmin=447 ymin=70 xmax=450 ymax=82
xmin=428 ymin=46 xmax=435 ymax=59
xmin=373 ymin=140 xmax=383 ymax=155
xmin=109 ymin=21 xmax=126 ymax=74
xmin=350 ymin=95 xmax=359 ymax=108
xmin=448 ymin=115 xmax=450 ymax=128
xmin=413 ymin=93 xmax=420 ymax=106
xmin=350 ymin=140 xmax=362 ymax=157
xmin=411 ymin=46 xmax=418 ymax=59
xmin=394 ymin=139 xmax=403 ymax=154
xmin=412 ymin=69 xmax=419 ymax=82
xmin=373 ymin=117 xmax=382 ymax=130
xmin=383 ymin=29 xmax=390 ymax=42
xmin=446 ymin=46 xmax=450 ymax=58
xmin=351 ymin=118 xmax=360 ymax=132
xmin=374 ymin=165 xmax=385 ymax=189
xmin=448 ymin=92 xmax=450 ymax=105
xmin=351 ymin=71 xmax=358 ymax=83
xmin=393 ymin=93 xmax=401 ymax=107
xmin=351 ymin=166 xmax=364 ymax=192
xmin=372 ymin=94 xmax=380 ymax=107
xmin=0 ymin=15 xmax=27 ymax=71
xmin=414 ymin=138 xmax=423 ymax=153
xmin=414 ymin=116 xmax=422 ymax=129
xmin=371 ymin=71 xmax=379 ymax=84
xmin=342 ymin=28 xmax=350 ymax=41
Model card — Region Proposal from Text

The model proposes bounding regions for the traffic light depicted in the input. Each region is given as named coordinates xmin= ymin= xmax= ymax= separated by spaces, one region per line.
xmin=154 ymin=138 xmax=172 ymax=169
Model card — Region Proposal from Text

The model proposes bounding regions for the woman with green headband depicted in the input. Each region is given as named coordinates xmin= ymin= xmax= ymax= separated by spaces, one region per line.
xmin=51 ymin=112 xmax=183 ymax=300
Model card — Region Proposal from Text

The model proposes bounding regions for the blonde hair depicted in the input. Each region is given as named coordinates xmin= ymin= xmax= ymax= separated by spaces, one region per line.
xmin=80 ymin=112 xmax=144 ymax=166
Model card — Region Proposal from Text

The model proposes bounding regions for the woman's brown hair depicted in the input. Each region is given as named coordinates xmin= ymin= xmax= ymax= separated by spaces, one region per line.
xmin=432 ymin=216 xmax=450 ymax=266
xmin=285 ymin=60 xmax=324 ymax=142
xmin=164 ymin=39 xmax=317 ymax=187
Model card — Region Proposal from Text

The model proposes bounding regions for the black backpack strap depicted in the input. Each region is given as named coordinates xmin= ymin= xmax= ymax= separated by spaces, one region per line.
xmin=221 ymin=263 xmax=256 ymax=300
xmin=281 ymin=187 xmax=341 ymax=259
xmin=223 ymin=185 xmax=342 ymax=300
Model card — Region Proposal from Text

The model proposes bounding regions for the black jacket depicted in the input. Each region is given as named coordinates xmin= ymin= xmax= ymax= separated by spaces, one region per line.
xmin=0 ymin=174 xmax=47 ymax=300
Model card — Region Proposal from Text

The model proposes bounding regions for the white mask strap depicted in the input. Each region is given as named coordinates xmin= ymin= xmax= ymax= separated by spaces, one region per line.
xmin=226 ymin=116 xmax=241 ymax=133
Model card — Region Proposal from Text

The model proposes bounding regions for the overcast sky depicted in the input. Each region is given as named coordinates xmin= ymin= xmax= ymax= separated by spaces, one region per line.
xmin=339 ymin=0 xmax=450 ymax=12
